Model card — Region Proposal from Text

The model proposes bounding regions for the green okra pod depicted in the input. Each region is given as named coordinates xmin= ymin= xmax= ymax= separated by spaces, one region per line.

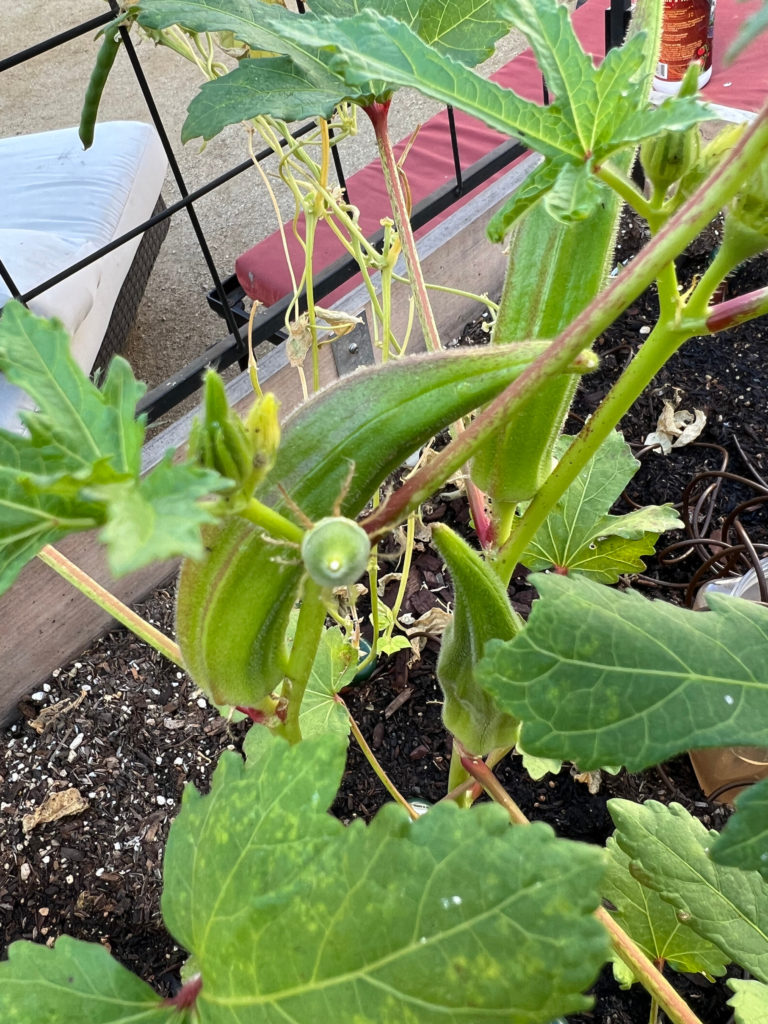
xmin=79 ymin=29 xmax=122 ymax=150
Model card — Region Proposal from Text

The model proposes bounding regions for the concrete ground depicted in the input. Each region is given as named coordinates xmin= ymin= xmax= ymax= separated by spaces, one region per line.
xmin=2 ymin=1 xmax=526 ymax=424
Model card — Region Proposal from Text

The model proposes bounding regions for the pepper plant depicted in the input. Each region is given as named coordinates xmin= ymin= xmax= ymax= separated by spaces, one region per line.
xmin=2 ymin=0 xmax=768 ymax=1021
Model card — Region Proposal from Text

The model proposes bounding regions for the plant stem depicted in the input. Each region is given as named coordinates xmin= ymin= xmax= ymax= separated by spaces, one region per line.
xmin=37 ymin=545 xmax=182 ymax=667
xmin=458 ymin=748 xmax=528 ymax=825
xmin=597 ymin=909 xmax=704 ymax=1024
xmin=363 ymin=100 xmax=768 ymax=542
xmin=365 ymin=100 xmax=443 ymax=354
xmin=281 ymin=579 xmax=327 ymax=743
xmin=336 ymin=695 xmax=420 ymax=820
xmin=238 ymin=498 xmax=305 ymax=544
xmin=494 ymin=317 xmax=689 ymax=581
xmin=706 ymin=284 xmax=768 ymax=333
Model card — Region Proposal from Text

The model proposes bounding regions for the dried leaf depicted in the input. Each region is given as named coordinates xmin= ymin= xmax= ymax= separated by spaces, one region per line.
xmin=645 ymin=400 xmax=706 ymax=454
xmin=22 ymin=788 xmax=89 ymax=834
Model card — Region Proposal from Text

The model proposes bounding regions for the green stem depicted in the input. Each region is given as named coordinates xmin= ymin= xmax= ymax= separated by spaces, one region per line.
xmin=448 ymin=741 xmax=473 ymax=809
xmin=597 ymin=161 xmax=654 ymax=221
xmin=37 ymin=545 xmax=182 ymax=667
xmin=337 ymin=694 xmax=420 ymax=819
xmin=383 ymin=513 xmax=415 ymax=640
xmin=281 ymin=578 xmax=327 ymax=743
xmin=238 ymin=498 xmax=305 ymax=545
xmin=363 ymin=101 xmax=768 ymax=542
xmin=366 ymin=101 xmax=443 ymax=354
xmin=495 ymin=318 xmax=689 ymax=581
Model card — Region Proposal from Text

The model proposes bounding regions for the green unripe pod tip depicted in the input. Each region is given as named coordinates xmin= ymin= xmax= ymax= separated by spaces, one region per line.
xmin=301 ymin=516 xmax=370 ymax=588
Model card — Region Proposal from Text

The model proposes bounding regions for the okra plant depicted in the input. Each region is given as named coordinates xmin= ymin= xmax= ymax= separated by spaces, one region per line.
xmin=2 ymin=0 xmax=768 ymax=1021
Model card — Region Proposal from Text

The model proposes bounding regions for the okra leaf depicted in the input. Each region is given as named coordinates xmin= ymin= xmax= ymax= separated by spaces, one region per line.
xmin=276 ymin=10 xmax=582 ymax=158
xmin=135 ymin=0 xmax=363 ymax=101
xmin=477 ymin=574 xmax=768 ymax=771
xmin=0 ymin=934 xmax=178 ymax=1024
xmin=498 ymin=0 xmax=597 ymax=147
xmin=711 ymin=777 xmax=768 ymax=880
xmin=312 ymin=0 xmax=514 ymax=67
xmin=89 ymin=456 xmax=223 ymax=576
xmin=521 ymin=432 xmax=681 ymax=583
xmin=0 ymin=302 xmax=143 ymax=479
xmin=183 ymin=57 xmax=342 ymax=141
xmin=609 ymin=799 xmax=768 ymax=983
xmin=0 ymin=438 xmax=103 ymax=593
xmin=543 ymin=161 xmax=605 ymax=223
xmin=163 ymin=731 xmax=609 ymax=1022
xmin=604 ymin=835 xmax=730 ymax=984
xmin=0 ymin=304 xmax=229 ymax=593
xmin=486 ymin=157 xmax=558 ymax=242
xmin=298 ymin=625 xmax=356 ymax=738
xmin=728 ymin=979 xmax=768 ymax=1023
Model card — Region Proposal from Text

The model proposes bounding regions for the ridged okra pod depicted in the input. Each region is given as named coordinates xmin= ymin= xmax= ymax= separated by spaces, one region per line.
xmin=472 ymin=1 xmax=662 ymax=515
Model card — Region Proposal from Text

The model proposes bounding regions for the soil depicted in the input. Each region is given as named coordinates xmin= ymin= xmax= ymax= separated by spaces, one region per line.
xmin=1 ymin=213 xmax=767 ymax=1021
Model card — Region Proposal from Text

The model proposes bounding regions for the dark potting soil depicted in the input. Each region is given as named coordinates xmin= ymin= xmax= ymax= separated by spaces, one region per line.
xmin=1 ymin=215 xmax=766 ymax=1021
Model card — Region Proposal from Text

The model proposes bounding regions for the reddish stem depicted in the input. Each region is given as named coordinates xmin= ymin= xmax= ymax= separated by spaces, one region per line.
xmin=163 ymin=974 xmax=202 ymax=1009
xmin=706 ymin=284 xmax=768 ymax=333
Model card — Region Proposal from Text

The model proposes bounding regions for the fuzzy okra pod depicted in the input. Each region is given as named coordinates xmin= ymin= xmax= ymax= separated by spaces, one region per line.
xmin=472 ymin=0 xmax=662 ymax=518
xmin=433 ymin=523 xmax=522 ymax=756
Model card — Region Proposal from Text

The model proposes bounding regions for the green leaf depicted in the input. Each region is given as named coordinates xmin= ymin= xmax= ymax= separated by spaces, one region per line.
xmin=91 ymin=456 xmax=223 ymax=576
xmin=485 ymin=158 xmax=560 ymax=242
xmin=498 ymin=0 xmax=596 ymax=149
xmin=183 ymin=56 xmax=342 ymax=140
xmin=609 ymin=799 xmax=768 ymax=983
xmin=711 ymin=776 xmax=768 ymax=880
xmin=729 ymin=979 xmax=768 ymax=1024
xmin=432 ymin=523 xmax=522 ymax=755
xmin=0 ymin=935 xmax=178 ymax=1024
xmin=135 ymin=0 xmax=364 ymax=100
xmin=274 ymin=9 xmax=582 ymax=157
xmin=412 ymin=0 xmax=515 ymax=66
xmin=543 ymin=161 xmax=604 ymax=223
xmin=604 ymin=835 xmax=729 ymax=981
xmin=261 ymin=341 xmax=588 ymax=522
xmin=162 ymin=732 xmax=348 ymax=957
xmin=0 ymin=303 xmax=144 ymax=478
xmin=477 ymin=574 xmax=768 ymax=771
xmin=0 ymin=436 xmax=102 ymax=592
xmin=162 ymin=732 xmax=609 ymax=1022
xmin=299 ymin=625 xmax=356 ymax=738
xmin=521 ymin=432 xmax=682 ymax=583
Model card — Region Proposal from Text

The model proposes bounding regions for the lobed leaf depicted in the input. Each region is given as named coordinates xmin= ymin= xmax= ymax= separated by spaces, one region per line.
xmin=91 ymin=456 xmax=223 ymax=576
xmin=604 ymin=835 xmax=729 ymax=982
xmin=183 ymin=57 xmax=342 ymax=140
xmin=477 ymin=574 xmax=768 ymax=771
xmin=711 ymin=776 xmax=768 ymax=881
xmin=0 ymin=304 xmax=229 ymax=591
xmin=728 ymin=978 xmax=768 ymax=1024
xmin=610 ymin=799 xmax=768 ymax=983
xmin=0 ymin=935 xmax=178 ymax=1023
xmin=162 ymin=732 xmax=610 ymax=1022
xmin=520 ymin=432 xmax=681 ymax=583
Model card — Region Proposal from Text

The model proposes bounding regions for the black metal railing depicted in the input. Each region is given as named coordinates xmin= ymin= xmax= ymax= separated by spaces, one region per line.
xmin=2 ymin=0 xmax=624 ymax=424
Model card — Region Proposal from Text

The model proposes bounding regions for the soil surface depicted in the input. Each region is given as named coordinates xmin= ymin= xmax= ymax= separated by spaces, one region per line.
xmin=1 ymin=214 xmax=767 ymax=1021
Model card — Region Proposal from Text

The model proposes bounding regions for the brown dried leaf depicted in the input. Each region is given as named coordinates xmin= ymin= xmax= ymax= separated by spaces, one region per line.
xmin=22 ymin=788 xmax=89 ymax=834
